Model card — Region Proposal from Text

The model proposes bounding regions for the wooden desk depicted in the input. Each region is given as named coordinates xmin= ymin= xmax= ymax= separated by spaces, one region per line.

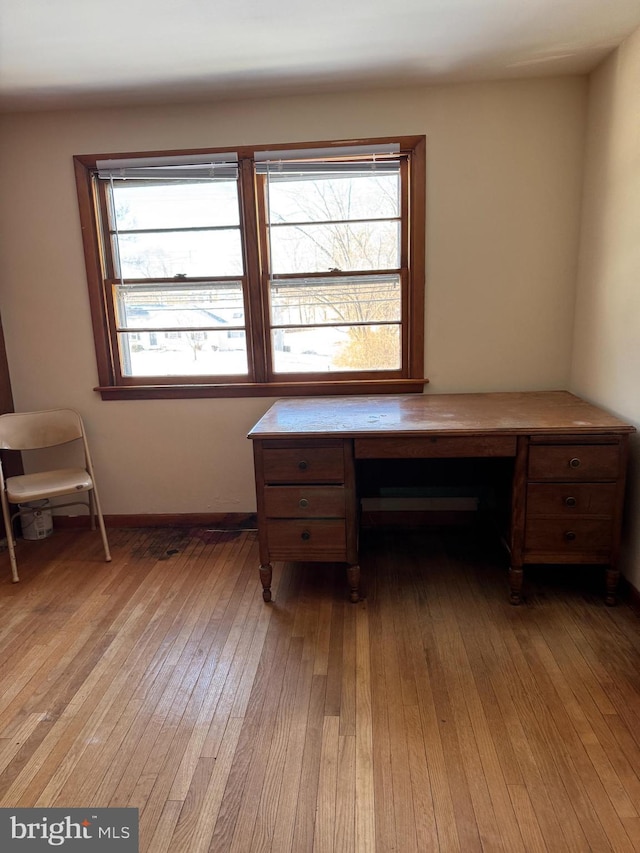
xmin=248 ymin=391 xmax=635 ymax=604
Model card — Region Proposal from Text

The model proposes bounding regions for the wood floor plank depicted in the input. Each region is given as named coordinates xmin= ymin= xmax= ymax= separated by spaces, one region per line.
xmin=226 ymin=576 xmax=300 ymax=852
xmin=368 ymin=551 xmax=399 ymax=852
xmin=313 ymin=715 xmax=340 ymax=853
xmin=334 ymin=734 xmax=356 ymax=853
xmin=170 ymin=719 xmax=243 ymax=853
xmin=324 ymin=598 xmax=344 ymax=718
xmin=338 ymin=601 xmax=356 ymax=738
xmin=531 ymin=614 xmax=639 ymax=821
xmin=463 ymin=571 xmax=573 ymax=849
xmin=506 ymin=784 xmax=548 ymax=853
xmin=290 ymin=672 xmax=327 ymax=852
xmin=209 ymin=565 xmax=299 ymax=853
xmin=377 ymin=588 xmax=420 ymax=852
xmin=497 ymin=616 xmax=594 ymax=851
xmin=512 ymin=619 xmax=624 ymax=851
xmin=524 ymin=626 xmax=637 ymax=850
xmin=396 ymin=538 xmax=463 ymax=852
xmin=354 ymin=603 xmax=376 ymax=853
xmin=410 ymin=538 xmax=482 ymax=852
xmin=0 ymin=713 xmax=47 ymax=774
xmin=403 ymin=703 xmax=439 ymax=852
xmin=268 ymin=631 xmax=317 ymax=853
xmin=249 ymin=634 xmax=304 ymax=852
xmin=145 ymin=799 xmax=183 ymax=853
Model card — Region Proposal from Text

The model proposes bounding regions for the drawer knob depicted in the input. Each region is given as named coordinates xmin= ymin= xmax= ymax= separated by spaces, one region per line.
xmin=301 ymin=530 xmax=311 ymax=541
xmin=565 ymin=496 xmax=577 ymax=508
xmin=298 ymin=460 xmax=308 ymax=471
xmin=569 ymin=457 xmax=581 ymax=468
xmin=299 ymin=498 xmax=309 ymax=509
xmin=564 ymin=530 xmax=576 ymax=541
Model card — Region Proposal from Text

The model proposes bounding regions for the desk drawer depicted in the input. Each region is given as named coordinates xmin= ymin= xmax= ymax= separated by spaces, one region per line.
xmin=264 ymin=486 xmax=346 ymax=518
xmin=528 ymin=444 xmax=620 ymax=481
xmin=266 ymin=519 xmax=347 ymax=560
xmin=526 ymin=483 xmax=617 ymax=517
xmin=262 ymin=446 xmax=344 ymax=483
xmin=525 ymin=518 xmax=613 ymax=552
xmin=354 ymin=435 xmax=517 ymax=459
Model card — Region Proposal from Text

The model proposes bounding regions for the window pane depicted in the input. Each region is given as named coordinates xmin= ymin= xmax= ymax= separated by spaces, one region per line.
xmin=114 ymin=229 xmax=243 ymax=278
xmin=272 ymin=324 xmax=400 ymax=373
xmin=268 ymin=172 xmax=399 ymax=223
xmin=114 ymin=282 xmax=245 ymax=330
xmin=118 ymin=330 xmax=248 ymax=377
xmin=269 ymin=221 xmax=400 ymax=274
xmin=111 ymin=180 xmax=240 ymax=230
xmin=270 ymin=274 xmax=401 ymax=326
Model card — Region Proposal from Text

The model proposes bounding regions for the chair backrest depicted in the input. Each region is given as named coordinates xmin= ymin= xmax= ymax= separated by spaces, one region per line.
xmin=0 ymin=409 xmax=85 ymax=452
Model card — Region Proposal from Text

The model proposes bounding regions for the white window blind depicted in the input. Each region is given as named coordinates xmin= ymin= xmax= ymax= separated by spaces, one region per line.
xmin=254 ymin=143 xmax=400 ymax=178
xmin=96 ymin=152 xmax=239 ymax=181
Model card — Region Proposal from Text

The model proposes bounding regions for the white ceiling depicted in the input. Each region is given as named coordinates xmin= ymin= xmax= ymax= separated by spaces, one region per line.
xmin=1 ymin=0 xmax=640 ymax=112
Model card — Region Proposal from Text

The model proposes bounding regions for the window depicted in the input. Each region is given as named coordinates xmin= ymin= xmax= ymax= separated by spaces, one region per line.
xmin=74 ymin=136 xmax=426 ymax=399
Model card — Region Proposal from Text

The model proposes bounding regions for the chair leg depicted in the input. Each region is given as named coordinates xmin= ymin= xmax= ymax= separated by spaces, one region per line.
xmin=97 ymin=513 xmax=111 ymax=562
xmin=1 ymin=493 xmax=19 ymax=582
xmin=6 ymin=534 xmax=19 ymax=583
xmin=91 ymin=488 xmax=111 ymax=562
xmin=88 ymin=490 xmax=97 ymax=531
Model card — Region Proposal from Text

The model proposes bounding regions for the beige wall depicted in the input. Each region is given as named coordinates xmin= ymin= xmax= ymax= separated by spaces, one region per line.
xmin=0 ymin=77 xmax=587 ymax=514
xmin=571 ymin=27 xmax=640 ymax=587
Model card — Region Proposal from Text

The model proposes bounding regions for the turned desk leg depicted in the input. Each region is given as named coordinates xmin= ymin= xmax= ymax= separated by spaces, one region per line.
xmin=346 ymin=564 xmax=361 ymax=603
xmin=509 ymin=564 xmax=523 ymax=605
xmin=259 ymin=563 xmax=273 ymax=602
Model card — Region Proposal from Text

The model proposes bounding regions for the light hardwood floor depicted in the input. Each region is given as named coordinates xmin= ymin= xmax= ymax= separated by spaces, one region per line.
xmin=1 ymin=524 xmax=639 ymax=852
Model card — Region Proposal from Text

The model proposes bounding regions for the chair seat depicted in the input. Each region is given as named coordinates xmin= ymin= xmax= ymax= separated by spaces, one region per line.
xmin=6 ymin=468 xmax=93 ymax=503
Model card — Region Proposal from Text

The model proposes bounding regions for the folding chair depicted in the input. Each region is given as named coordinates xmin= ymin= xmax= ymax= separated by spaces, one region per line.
xmin=0 ymin=408 xmax=111 ymax=582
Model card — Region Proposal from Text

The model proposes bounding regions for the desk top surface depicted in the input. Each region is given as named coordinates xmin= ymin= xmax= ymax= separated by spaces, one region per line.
xmin=248 ymin=391 xmax=636 ymax=439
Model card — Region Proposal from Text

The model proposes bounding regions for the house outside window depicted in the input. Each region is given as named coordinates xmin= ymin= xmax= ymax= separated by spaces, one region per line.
xmin=74 ymin=136 xmax=426 ymax=399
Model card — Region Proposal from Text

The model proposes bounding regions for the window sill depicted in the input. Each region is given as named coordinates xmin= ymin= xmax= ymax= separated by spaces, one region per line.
xmin=95 ymin=378 xmax=429 ymax=400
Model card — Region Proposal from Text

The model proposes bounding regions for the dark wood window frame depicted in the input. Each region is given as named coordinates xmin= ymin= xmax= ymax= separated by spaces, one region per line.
xmin=74 ymin=135 xmax=427 ymax=400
